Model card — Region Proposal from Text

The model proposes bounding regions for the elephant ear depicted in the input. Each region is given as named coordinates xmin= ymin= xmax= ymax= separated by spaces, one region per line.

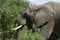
xmin=34 ymin=5 xmax=54 ymax=26
xmin=34 ymin=5 xmax=55 ymax=39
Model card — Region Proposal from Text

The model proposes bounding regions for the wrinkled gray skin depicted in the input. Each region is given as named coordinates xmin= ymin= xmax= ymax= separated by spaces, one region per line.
xmin=16 ymin=2 xmax=60 ymax=40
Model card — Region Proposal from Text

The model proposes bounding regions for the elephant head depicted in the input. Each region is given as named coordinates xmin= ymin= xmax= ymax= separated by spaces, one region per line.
xmin=12 ymin=5 xmax=55 ymax=39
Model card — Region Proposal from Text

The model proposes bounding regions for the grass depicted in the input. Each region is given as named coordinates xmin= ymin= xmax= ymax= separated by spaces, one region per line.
xmin=21 ymin=26 xmax=45 ymax=40
xmin=0 ymin=26 xmax=45 ymax=40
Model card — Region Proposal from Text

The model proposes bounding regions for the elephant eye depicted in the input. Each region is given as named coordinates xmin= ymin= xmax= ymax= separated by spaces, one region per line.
xmin=22 ymin=13 xmax=32 ymax=21
xmin=22 ymin=13 xmax=27 ymax=18
xmin=22 ymin=13 xmax=29 ymax=18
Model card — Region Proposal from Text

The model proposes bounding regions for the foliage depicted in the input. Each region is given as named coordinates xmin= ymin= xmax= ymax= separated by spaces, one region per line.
xmin=21 ymin=26 xmax=45 ymax=40
xmin=0 ymin=0 xmax=29 ymax=40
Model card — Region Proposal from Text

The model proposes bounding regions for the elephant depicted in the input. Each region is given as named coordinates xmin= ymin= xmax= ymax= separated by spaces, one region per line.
xmin=12 ymin=2 xmax=60 ymax=40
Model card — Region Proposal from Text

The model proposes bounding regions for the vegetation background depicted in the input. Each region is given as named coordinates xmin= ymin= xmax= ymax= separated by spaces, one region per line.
xmin=0 ymin=0 xmax=44 ymax=40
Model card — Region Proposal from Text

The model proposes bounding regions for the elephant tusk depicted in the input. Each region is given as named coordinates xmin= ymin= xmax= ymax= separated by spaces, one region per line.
xmin=12 ymin=25 xmax=23 ymax=30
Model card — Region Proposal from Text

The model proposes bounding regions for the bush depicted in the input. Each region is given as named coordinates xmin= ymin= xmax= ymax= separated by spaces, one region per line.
xmin=0 ymin=0 xmax=29 ymax=40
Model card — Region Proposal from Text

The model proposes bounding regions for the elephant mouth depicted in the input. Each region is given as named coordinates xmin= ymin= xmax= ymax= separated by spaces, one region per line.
xmin=38 ymin=21 xmax=48 ymax=28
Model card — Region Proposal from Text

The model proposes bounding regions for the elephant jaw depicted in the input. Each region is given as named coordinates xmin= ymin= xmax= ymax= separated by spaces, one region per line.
xmin=12 ymin=25 xmax=23 ymax=30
